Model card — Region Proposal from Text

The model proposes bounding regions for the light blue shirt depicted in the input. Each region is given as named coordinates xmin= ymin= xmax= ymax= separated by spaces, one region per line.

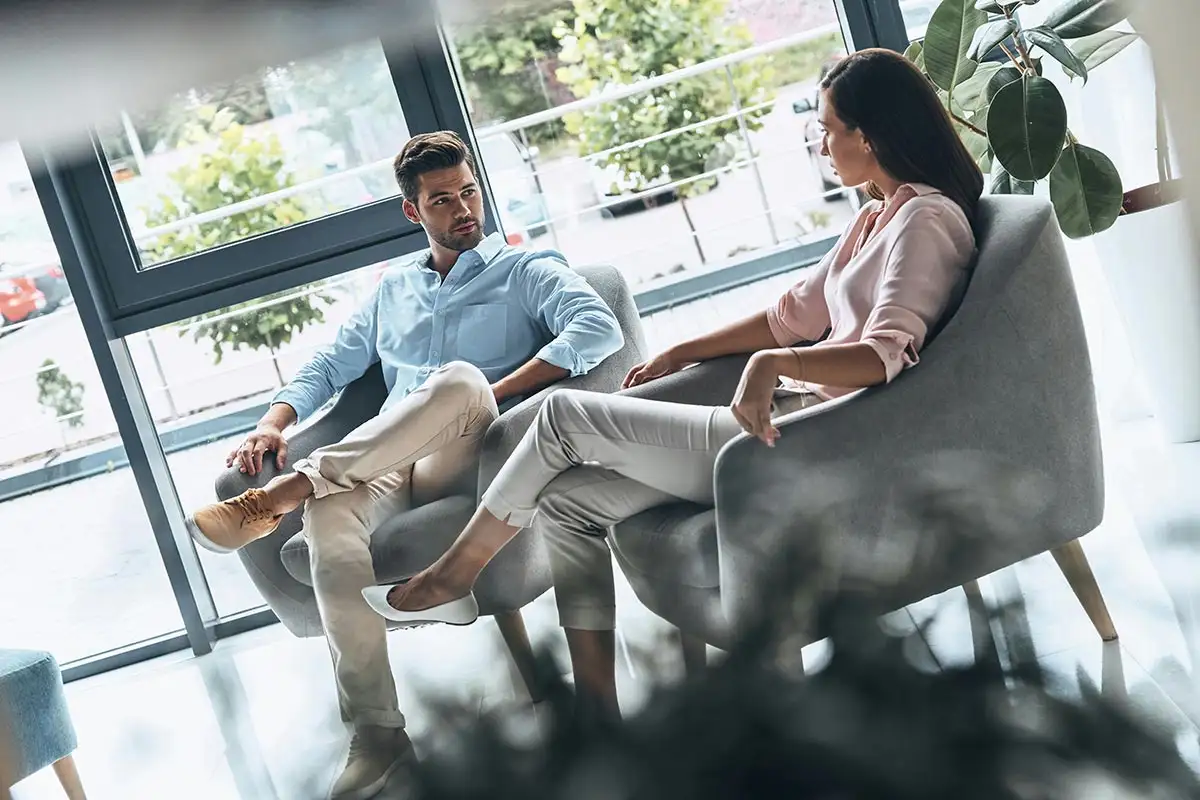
xmin=273 ymin=233 xmax=624 ymax=421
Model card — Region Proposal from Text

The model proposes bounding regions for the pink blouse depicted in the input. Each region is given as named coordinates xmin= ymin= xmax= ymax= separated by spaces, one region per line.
xmin=767 ymin=183 xmax=976 ymax=399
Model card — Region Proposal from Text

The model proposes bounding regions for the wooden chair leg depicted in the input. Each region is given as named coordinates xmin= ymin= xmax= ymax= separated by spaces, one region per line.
xmin=677 ymin=628 xmax=707 ymax=677
xmin=494 ymin=610 xmax=545 ymax=703
xmin=1051 ymin=538 xmax=1118 ymax=641
xmin=52 ymin=754 xmax=87 ymax=800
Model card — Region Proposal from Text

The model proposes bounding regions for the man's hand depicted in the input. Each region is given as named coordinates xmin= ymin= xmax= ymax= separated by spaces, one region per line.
xmin=227 ymin=425 xmax=288 ymax=476
xmin=731 ymin=351 xmax=783 ymax=447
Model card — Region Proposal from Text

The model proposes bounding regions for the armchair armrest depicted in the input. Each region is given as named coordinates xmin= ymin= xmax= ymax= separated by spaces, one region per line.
xmin=712 ymin=357 xmax=1102 ymax=636
xmin=215 ymin=363 xmax=387 ymax=499
xmin=619 ymin=354 xmax=751 ymax=406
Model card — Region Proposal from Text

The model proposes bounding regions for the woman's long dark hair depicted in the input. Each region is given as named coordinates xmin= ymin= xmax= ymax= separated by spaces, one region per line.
xmin=821 ymin=48 xmax=984 ymax=223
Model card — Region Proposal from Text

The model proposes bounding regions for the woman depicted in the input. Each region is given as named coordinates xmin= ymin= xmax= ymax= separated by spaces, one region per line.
xmin=364 ymin=48 xmax=983 ymax=718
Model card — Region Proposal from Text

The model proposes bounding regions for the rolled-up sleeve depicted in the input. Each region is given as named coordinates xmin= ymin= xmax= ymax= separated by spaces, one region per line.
xmin=766 ymin=247 xmax=834 ymax=346
xmin=515 ymin=255 xmax=623 ymax=376
xmin=271 ymin=286 xmax=381 ymax=421
xmin=862 ymin=207 xmax=968 ymax=383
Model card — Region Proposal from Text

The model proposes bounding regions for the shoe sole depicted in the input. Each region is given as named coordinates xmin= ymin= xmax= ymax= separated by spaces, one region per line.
xmin=329 ymin=747 xmax=414 ymax=800
xmin=184 ymin=516 xmax=236 ymax=555
xmin=361 ymin=587 xmax=480 ymax=626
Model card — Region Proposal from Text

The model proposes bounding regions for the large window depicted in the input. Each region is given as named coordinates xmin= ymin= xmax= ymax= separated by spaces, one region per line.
xmin=446 ymin=0 xmax=854 ymax=290
xmin=101 ymin=41 xmax=410 ymax=271
xmin=0 ymin=143 xmax=185 ymax=665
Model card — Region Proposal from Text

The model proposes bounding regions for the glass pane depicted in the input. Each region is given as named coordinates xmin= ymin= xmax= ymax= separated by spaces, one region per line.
xmin=446 ymin=1 xmax=851 ymax=291
xmin=900 ymin=0 xmax=943 ymax=41
xmin=0 ymin=142 xmax=185 ymax=664
xmin=130 ymin=262 xmax=389 ymax=617
xmin=101 ymin=40 xmax=409 ymax=270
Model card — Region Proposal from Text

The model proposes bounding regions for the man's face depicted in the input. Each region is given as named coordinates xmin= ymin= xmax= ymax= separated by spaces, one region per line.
xmin=403 ymin=162 xmax=486 ymax=252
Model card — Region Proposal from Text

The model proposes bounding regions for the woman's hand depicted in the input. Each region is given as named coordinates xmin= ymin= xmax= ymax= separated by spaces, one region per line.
xmin=731 ymin=351 xmax=783 ymax=446
xmin=622 ymin=349 xmax=685 ymax=389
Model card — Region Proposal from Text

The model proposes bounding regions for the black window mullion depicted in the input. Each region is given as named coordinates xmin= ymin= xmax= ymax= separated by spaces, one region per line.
xmin=836 ymin=0 xmax=911 ymax=52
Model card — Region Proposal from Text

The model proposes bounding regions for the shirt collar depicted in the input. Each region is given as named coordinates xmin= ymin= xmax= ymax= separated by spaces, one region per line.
xmin=414 ymin=231 xmax=508 ymax=273
xmin=900 ymin=183 xmax=940 ymax=198
xmin=473 ymin=232 xmax=508 ymax=264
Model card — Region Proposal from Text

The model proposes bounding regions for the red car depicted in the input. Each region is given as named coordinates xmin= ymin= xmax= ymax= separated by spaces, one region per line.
xmin=0 ymin=274 xmax=46 ymax=328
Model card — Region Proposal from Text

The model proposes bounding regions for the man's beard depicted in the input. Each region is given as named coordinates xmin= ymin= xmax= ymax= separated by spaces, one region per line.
xmin=431 ymin=218 xmax=485 ymax=253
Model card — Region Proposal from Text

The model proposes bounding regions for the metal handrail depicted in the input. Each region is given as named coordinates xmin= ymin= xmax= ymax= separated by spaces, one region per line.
xmin=473 ymin=24 xmax=840 ymax=137
xmin=128 ymin=24 xmax=841 ymax=244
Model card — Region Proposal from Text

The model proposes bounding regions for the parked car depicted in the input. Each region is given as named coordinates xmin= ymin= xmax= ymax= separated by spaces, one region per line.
xmin=0 ymin=242 xmax=71 ymax=313
xmin=792 ymin=57 xmax=845 ymax=198
xmin=588 ymin=156 xmax=678 ymax=218
xmin=475 ymin=131 xmax=551 ymax=244
xmin=0 ymin=274 xmax=46 ymax=328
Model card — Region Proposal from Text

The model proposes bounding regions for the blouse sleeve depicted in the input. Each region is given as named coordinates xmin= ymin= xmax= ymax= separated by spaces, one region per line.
xmin=861 ymin=206 xmax=971 ymax=382
xmin=766 ymin=245 xmax=835 ymax=346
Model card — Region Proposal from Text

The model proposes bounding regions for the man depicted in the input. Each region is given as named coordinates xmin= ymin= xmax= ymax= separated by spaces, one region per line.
xmin=185 ymin=131 xmax=623 ymax=800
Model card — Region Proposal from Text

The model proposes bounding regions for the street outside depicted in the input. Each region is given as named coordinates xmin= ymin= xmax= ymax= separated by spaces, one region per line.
xmin=0 ymin=79 xmax=854 ymax=470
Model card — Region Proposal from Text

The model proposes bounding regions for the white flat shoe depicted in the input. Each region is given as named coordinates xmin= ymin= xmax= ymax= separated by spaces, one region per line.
xmin=361 ymin=585 xmax=480 ymax=626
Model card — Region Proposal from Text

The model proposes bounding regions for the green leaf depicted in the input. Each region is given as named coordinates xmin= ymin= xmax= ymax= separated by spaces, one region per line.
xmin=904 ymin=40 xmax=926 ymax=70
xmin=924 ymin=0 xmax=988 ymax=94
xmin=954 ymin=62 xmax=1002 ymax=111
xmin=1049 ymin=142 xmax=1123 ymax=237
xmin=987 ymin=65 xmax=1022 ymax=101
xmin=958 ymin=122 xmax=993 ymax=174
xmin=1043 ymin=0 xmax=1128 ymax=39
xmin=1024 ymin=26 xmax=1089 ymax=81
xmin=970 ymin=19 xmax=1017 ymax=60
xmin=987 ymin=75 xmax=1068 ymax=181
xmin=1066 ymin=29 xmax=1139 ymax=77
xmin=990 ymin=163 xmax=1036 ymax=194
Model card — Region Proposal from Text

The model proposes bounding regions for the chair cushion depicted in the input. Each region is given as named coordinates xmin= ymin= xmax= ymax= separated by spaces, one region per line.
xmin=281 ymin=494 xmax=476 ymax=586
xmin=0 ymin=649 xmax=76 ymax=786
xmin=610 ymin=502 xmax=719 ymax=590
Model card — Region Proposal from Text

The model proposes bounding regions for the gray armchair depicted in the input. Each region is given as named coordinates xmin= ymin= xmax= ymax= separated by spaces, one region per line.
xmin=611 ymin=196 xmax=1117 ymax=658
xmin=214 ymin=263 xmax=647 ymax=688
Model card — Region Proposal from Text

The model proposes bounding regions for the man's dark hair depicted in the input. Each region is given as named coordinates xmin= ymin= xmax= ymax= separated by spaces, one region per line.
xmin=393 ymin=131 xmax=477 ymax=203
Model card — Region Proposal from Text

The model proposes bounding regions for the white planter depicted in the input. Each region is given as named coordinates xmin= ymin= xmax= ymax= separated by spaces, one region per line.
xmin=1095 ymin=199 xmax=1200 ymax=442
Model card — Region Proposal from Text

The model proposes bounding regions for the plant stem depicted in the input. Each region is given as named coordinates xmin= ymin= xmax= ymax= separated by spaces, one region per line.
xmin=1012 ymin=31 xmax=1037 ymax=73
xmin=951 ymin=111 xmax=987 ymax=138
xmin=998 ymin=42 xmax=1024 ymax=71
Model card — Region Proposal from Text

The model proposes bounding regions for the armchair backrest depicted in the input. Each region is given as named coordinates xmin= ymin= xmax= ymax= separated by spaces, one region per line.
xmin=713 ymin=196 xmax=1104 ymax=630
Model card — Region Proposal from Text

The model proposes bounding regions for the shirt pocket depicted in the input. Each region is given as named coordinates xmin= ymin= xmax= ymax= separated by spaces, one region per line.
xmin=456 ymin=303 xmax=509 ymax=364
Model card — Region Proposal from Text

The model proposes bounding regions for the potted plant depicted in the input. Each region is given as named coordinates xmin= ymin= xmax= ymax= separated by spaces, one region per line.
xmin=909 ymin=0 xmax=1200 ymax=442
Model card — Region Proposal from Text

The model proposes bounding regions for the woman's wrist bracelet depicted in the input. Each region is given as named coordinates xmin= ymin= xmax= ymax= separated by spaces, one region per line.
xmin=789 ymin=347 xmax=806 ymax=385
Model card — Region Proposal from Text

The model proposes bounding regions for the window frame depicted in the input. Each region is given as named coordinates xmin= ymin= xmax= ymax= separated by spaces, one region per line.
xmin=44 ymin=30 xmax=498 ymax=336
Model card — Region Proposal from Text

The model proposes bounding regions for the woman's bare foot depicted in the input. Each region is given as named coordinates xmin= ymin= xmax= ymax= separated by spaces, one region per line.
xmin=386 ymin=568 xmax=471 ymax=612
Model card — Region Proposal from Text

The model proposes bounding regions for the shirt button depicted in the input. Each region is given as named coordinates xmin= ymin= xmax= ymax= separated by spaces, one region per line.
xmin=431 ymin=351 xmax=440 ymax=360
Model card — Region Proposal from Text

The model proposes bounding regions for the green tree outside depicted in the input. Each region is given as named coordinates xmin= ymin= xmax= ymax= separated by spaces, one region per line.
xmin=141 ymin=106 xmax=331 ymax=386
xmin=454 ymin=5 xmax=573 ymax=142
xmin=554 ymin=0 xmax=774 ymax=262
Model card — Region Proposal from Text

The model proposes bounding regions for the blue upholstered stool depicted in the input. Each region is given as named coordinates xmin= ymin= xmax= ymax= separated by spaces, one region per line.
xmin=0 ymin=650 xmax=84 ymax=799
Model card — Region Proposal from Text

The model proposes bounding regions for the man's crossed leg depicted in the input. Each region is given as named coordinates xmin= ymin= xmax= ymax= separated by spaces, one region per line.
xmin=188 ymin=362 xmax=497 ymax=799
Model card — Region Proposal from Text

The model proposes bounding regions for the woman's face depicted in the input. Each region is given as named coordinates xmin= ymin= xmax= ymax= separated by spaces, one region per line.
xmin=818 ymin=89 xmax=877 ymax=188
